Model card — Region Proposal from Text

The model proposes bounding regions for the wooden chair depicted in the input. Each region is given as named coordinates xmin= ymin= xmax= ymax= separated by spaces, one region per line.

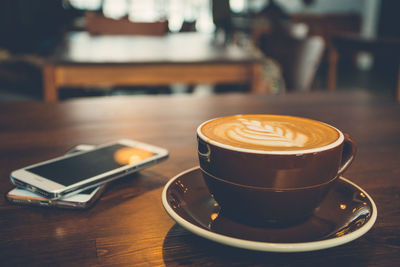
xmin=259 ymin=33 xmax=325 ymax=91
xmin=85 ymin=11 xmax=168 ymax=36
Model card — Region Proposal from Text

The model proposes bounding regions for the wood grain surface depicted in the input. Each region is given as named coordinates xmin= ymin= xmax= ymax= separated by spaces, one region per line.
xmin=0 ymin=91 xmax=399 ymax=266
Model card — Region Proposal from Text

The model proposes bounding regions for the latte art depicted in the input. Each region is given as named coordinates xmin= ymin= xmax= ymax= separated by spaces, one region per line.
xmin=200 ymin=115 xmax=340 ymax=151
xmin=229 ymin=118 xmax=308 ymax=147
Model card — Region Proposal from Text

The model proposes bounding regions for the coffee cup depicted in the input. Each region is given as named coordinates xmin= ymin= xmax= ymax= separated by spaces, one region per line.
xmin=197 ymin=114 xmax=356 ymax=224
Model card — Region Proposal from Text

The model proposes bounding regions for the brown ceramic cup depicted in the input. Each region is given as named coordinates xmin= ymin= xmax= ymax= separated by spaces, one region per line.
xmin=196 ymin=114 xmax=356 ymax=223
xmin=202 ymin=169 xmax=337 ymax=224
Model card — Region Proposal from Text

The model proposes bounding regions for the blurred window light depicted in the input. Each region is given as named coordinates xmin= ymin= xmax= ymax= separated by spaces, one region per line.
xmin=69 ymin=0 xmax=102 ymax=10
xmin=103 ymin=0 xmax=129 ymax=20
xmin=168 ymin=0 xmax=185 ymax=32
xmin=129 ymin=0 xmax=165 ymax=22
xmin=69 ymin=0 xmax=214 ymax=33
xmin=196 ymin=1 xmax=215 ymax=33
xmin=230 ymin=0 xmax=246 ymax=13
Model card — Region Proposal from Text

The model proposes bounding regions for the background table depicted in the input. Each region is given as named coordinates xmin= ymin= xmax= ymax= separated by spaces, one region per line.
xmin=1 ymin=91 xmax=399 ymax=266
xmin=43 ymin=32 xmax=265 ymax=102
xmin=327 ymin=33 xmax=400 ymax=102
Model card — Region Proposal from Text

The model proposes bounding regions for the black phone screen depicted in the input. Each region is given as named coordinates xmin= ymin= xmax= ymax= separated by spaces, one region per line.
xmin=27 ymin=144 xmax=155 ymax=186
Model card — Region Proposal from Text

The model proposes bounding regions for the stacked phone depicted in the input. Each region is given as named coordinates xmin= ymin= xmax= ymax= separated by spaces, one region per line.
xmin=7 ymin=139 xmax=169 ymax=209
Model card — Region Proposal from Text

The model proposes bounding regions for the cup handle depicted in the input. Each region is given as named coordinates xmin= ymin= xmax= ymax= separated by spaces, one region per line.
xmin=198 ymin=137 xmax=211 ymax=163
xmin=337 ymin=133 xmax=357 ymax=176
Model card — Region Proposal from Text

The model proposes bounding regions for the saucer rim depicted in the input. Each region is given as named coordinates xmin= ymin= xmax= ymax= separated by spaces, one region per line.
xmin=162 ymin=166 xmax=377 ymax=253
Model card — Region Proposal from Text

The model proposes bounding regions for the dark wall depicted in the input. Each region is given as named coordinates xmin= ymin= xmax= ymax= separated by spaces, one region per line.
xmin=0 ymin=0 xmax=79 ymax=54
xmin=378 ymin=0 xmax=400 ymax=38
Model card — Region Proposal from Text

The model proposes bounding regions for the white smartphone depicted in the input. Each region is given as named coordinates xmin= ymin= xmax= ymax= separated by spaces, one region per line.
xmin=6 ymin=184 xmax=106 ymax=209
xmin=10 ymin=139 xmax=169 ymax=199
xmin=7 ymin=144 xmax=105 ymax=209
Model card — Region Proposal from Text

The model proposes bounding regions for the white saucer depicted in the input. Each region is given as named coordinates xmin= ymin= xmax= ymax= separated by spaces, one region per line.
xmin=162 ymin=167 xmax=377 ymax=252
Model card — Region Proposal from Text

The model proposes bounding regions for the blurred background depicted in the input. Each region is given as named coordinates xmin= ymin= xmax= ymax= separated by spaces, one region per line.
xmin=0 ymin=0 xmax=399 ymax=101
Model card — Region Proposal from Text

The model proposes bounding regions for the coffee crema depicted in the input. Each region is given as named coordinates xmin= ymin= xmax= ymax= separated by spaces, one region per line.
xmin=200 ymin=115 xmax=340 ymax=151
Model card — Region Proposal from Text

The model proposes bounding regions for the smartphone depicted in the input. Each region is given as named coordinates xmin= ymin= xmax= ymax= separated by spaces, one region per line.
xmin=10 ymin=139 xmax=169 ymax=199
xmin=7 ymin=144 xmax=104 ymax=209
xmin=6 ymin=185 xmax=106 ymax=209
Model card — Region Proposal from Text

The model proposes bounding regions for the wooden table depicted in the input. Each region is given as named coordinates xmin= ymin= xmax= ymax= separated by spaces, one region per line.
xmin=43 ymin=32 xmax=265 ymax=102
xmin=1 ymin=91 xmax=399 ymax=266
